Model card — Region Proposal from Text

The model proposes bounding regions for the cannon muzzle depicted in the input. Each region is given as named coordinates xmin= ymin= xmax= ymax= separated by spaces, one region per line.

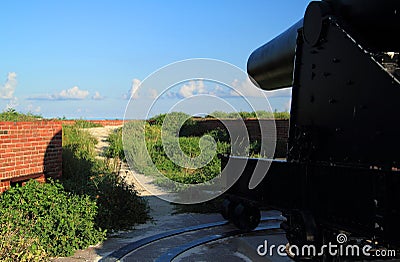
xmin=247 ymin=19 xmax=302 ymax=91
xmin=248 ymin=0 xmax=400 ymax=91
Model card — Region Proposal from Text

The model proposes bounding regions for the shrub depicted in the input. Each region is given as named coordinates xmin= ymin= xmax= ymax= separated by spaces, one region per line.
xmin=104 ymin=127 xmax=124 ymax=160
xmin=273 ymin=111 xmax=290 ymax=119
xmin=90 ymin=172 xmax=149 ymax=230
xmin=0 ymin=180 xmax=105 ymax=258
xmin=207 ymin=127 xmax=230 ymax=143
xmin=152 ymin=112 xmax=196 ymax=136
xmin=148 ymin=112 xmax=198 ymax=136
xmin=61 ymin=124 xmax=150 ymax=231
xmin=148 ymin=113 xmax=167 ymax=126
xmin=0 ymin=210 xmax=47 ymax=262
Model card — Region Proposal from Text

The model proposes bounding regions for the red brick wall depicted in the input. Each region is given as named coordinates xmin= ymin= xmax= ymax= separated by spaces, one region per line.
xmin=0 ymin=121 xmax=62 ymax=192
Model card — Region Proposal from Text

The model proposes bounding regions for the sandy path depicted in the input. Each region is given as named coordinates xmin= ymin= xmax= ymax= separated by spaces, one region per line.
xmin=86 ymin=126 xmax=120 ymax=159
xmin=119 ymin=162 xmax=175 ymax=217
xmin=86 ymin=125 xmax=175 ymax=216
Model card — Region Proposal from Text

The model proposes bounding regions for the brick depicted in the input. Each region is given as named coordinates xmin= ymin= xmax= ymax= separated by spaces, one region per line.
xmin=0 ymin=121 xmax=63 ymax=193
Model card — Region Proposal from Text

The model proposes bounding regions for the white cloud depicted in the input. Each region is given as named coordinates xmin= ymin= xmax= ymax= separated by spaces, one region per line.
xmin=28 ymin=86 xmax=89 ymax=100
xmin=92 ymin=91 xmax=103 ymax=100
xmin=0 ymin=72 xmax=17 ymax=99
xmin=124 ymin=78 xmax=141 ymax=99
xmin=58 ymin=86 xmax=89 ymax=100
xmin=230 ymin=78 xmax=265 ymax=97
xmin=164 ymin=81 xmax=233 ymax=99
xmin=124 ymin=79 xmax=160 ymax=100
xmin=179 ymin=80 xmax=206 ymax=98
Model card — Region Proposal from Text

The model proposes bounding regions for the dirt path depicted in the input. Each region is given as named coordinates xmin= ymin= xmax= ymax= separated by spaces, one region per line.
xmin=86 ymin=126 xmax=119 ymax=159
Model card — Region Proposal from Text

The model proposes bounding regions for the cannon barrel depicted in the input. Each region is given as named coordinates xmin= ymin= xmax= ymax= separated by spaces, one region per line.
xmin=247 ymin=19 xmax=302 ymax=91
xmin=248 ymin=0 xmax=400 ymax=91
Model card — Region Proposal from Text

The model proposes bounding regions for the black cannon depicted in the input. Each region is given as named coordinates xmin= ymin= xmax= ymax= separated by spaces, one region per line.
xmin=222 ymin=0 xmax=400 ymax=260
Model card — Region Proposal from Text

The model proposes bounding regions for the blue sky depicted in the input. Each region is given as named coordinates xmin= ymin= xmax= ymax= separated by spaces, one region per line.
xmin=0 ymin=0 xmax=312 ymax=119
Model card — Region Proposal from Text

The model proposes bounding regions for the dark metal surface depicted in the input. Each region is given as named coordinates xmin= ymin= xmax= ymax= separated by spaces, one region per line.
xmin=247 ymin=19 xmax=302 ymax=91
xmin=228 ymin=0 xmax=400 ymax=257
xmin=303 ymin=1 xmax=331 ymax=46
xmin=289 ymin=19 xmax=400 ymax=167
xmin=323 ymin=0 xmax=400 ymax=50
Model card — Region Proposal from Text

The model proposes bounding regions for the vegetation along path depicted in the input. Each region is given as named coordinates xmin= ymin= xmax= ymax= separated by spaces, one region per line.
xmin=54 ymin=125 xmax=179 ymax=261
xmin=86 ymin=125 xmax=175 ymax=218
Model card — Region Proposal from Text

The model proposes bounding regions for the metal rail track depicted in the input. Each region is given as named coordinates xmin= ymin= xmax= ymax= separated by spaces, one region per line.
xmin=100 ymin=215 xmax=284 ymax=262
xmin=155 ymin=222 xmax=283 ymax=262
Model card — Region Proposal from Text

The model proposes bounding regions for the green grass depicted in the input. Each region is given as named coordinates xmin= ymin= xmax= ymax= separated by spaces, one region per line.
xmin=0 ymin=108 xmax=42 ymax=121
xmin=62 ymin=124 xmax=98 ymax=159
xmin=121 ymin=120 xmax=230 ymax=187
xmin=115 ymin=112 xmax=277 ymax=189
